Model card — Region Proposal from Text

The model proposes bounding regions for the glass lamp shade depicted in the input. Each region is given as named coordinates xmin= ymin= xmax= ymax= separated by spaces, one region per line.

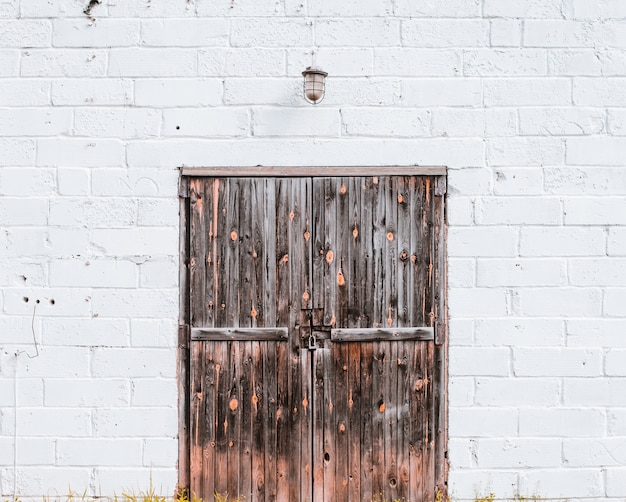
xmin=302 ymin=67 xmax=328 ymax=104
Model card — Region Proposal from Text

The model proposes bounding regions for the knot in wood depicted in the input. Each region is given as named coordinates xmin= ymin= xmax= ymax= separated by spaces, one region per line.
xmin=230 ymin=231 xmax=238 ymax=241
xmin=387 ymin=232 xmax=394 ymax=241
xmin=325 ymin=250 xmax=334 ymax=264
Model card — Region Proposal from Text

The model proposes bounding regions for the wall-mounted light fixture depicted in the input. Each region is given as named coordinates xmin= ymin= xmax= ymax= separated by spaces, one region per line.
xmin=302 ymin=67 xmax=328 ymax=104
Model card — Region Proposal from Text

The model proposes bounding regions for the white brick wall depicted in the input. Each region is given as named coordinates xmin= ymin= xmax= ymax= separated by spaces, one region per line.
xmin=0 ymin=0 xmax=625 ymax=500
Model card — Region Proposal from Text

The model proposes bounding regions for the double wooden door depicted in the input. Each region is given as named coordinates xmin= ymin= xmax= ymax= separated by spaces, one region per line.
xmin=183 ymin=173 xmax=446 ymax=502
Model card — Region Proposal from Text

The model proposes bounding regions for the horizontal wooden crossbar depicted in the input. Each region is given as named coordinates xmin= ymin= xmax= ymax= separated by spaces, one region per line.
xmin=191 ymin=327 xmax=288 ymax=341
xmin=331 ymin=327 xmax=434 ymax=342
xmin=181 ymin=166 xmax=447 ymax=177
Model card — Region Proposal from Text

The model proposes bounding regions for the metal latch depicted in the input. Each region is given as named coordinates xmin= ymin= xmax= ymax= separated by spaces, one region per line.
xmin=307 ymin=311 xmax=317 ymax=351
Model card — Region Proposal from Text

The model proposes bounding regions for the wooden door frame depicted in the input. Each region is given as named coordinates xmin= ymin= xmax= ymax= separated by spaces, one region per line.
xmin=177 ymin=166 xmax=449 ymax=498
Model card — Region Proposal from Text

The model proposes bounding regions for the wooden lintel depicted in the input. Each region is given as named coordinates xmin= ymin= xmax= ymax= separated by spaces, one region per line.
xmin=181 ymin=166 xmax=447 ymax=178
xmin=331 ymin=327 xmax=434 ymax=342
xmin=191 ymin=327 xmax=289 ymax=341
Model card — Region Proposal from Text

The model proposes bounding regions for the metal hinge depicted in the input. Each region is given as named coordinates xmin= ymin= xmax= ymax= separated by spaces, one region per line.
xmin=434 ymin=320 xmax=446 ymax=346
xmin=178 ymin=324 xmax=190 ymax=349
xmin=434 ymin=176 xmax=447 ymax=196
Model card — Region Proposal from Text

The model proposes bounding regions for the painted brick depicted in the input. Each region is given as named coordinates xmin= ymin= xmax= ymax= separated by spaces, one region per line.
xmin=89 ymin=228 xmax=179 ymax=256
xmin=402 ymin=78 xmax=481 ymax=106
xmin=57 ymin=438 xmax=142 ymax=466
xmin=446 ymin=197 xmax=474 ymax=226
xmin=569 ymin=258 xmax=626 ymax=286
xmin=202 ymin=48 xmax=287 ymax=77
xmin=21 ymin=49 xmax=107 ymax=77
xmin=608 ymin=409 xmax=626 ymax=435
xmin=545 ymin=167 xmax=626 ymax=195
xmin=448 ymin=227 xmax=517 ymax=257
xmin=90 ymin=289 xmax=177 ymax=320
xmin=49 ymin=258 xmax=138 ymax=288
xmin=0 ymin=197 xmax=47 ymax=226
xmin=196 ymin=0 xmax=283 ymax=16
xmin=143 ymin=438 xmax=178 ymax=467
xmin=91 ymin=168 xmax=178 ymax=197
xmin=484 ymin=0 xmax=564 ymax=18
xmin=0 ymin=377 xmax=43 ymax=406
xmin=520 ymin=470 xmax=603 ymax=498
xmin=475 ymin=378 xmax=561 ymax=406
xmin=58 ymin=168 xmax=90 ymax=196
xmin=524 ymin=21 xmax=595 ymax=48
xmin=548 ymin=49 xmax=602 ymax=76
xmin=130 ymin=318 xmax=177 ymax=348
xmin=135 ymin=78 xmax=222 ymax=107
xmin=0 ymin=138 xmax=36 ymax=166
xmin=288 ymin=48 xmax=373 ymax=77
xmin=564 ymin=378 xmax=626 ymax=406
xmin=488 ymin=137 xmax=564 ymax=166
xmin=41 ymin=318 xmax=130 ymax=347
xmin=490 ymin=19 xmax=522 ymax=47
xmin=484 ymin=78 xmax=571 ymax=106
xmin=465 ymin=49 xmax=547 ymax=76
xmin=230 ymin=18 xmax=312 ymax=47
xmin=448 ymin=470 xmax=519 ymax=499
xmin=252 ymin=108 xmax=341 ymax=137
xmin=449 ymin=347 xmax=510 ymax=376
xmin=0 ymin=19 xmax=51 ymax=47
xmin=599 ymin=48 xmax=626 ymax=76
xmin=563 ymin=438 xmax=626 ymax=466
xmin=93 ymin=468 xmax=177 ymax=496
xmin=38 ymin=138 xmax=125 ymax=167
xmin=563 ymin=197 xmax=626 ymax=225
xmin=485 ymin=108 xmax=519 ymax=136
xmin=395 ymin=0 xmax=480 ymax=17
xmin=609 ymin=227 xmax=626 ymax=255
xmin=139 ymin=259 xmax=178 ymax=288
xmin=514 ymin=347 xmax=603 ymax=376
xmin=92 ymin=348 xmax=175 ymax=378
xmin=403 ymin=20 xmax=489 ymax=47
xmin=449 ymin=377 xmax=474 ymax=407
xmin=475 ymin=197 xmax=562 ymax=224
xmin=131 ymin=378 xmax=177 ymax=406
xmin=0 ymin=168 xmax=56 ymax=196
xmin=520 ymin=226 xmax=606 ymax=256
xmin=73 ymin=108 xmax=160 ymax=138
xmin=449 ymin=288 xmax=509 ymax=317
xmin=476 ymin=439 xmax=562 ymax=469
xmin=520 ymin=107 xmax=604 ymax=135
xmin=17 ymin=408 xmax=92 ymax=436
xmin=515 ymin=287 xmax=602 ymax=317
xmin=223 ymin=78 xmax=302 ymax=106
xmin=0 ymin=49 xmax=19 ymax=76
xmin=45 ymin=379 xmax=130 ymax=407
xmin=53 ymin=19 xmax=139 ymax=47
xmin=475 ymin=318 xmax=565 ymax=347
xmin=477 ymin=258 xmax=566 ymax=287
xmin=449 ymin=318 xmax=474 ymax=345
xmin=1 ymin=228 xmax=91 ymax=259
xmin=108 ymin=49 xmax=197 ymax=77
xmin=93 ymin=408 xmax=177 ymax=437
xmin=308 ymin=0 xmax=393 ymax=16
xmin=431 ymin=109 xmax=484 ymax=137
xmin=0 ymin=79 xmax=49 ymax=106
xmin=51 ymin=78 xmax=133 ymax=106
xmin=375 ymin=49 xmax=461 ymax=77
xmin=138 ymin=200 xmax=178 ymax=227
xmin=572 ymin=0 xmax=626 ymax=19
xmin=494 ymin=168 xmax=543 ymax=195
xmin=567 ymin=136 xmax=626 ymax=166
xmin=341 ymin=108 xmax=430 ymax=137
xmin=608 ymin=108 xmax=626 ymax=135
xmin=317 ymin=19 xmax=400 ymax=47
xmin=607 ymin=468 xmax=626 ymax=496
xmin=574 ymin=77 xmax=626 ymax=106
xmin=49 ymin=197 xmax=137 ymax=228
xmin=449 ymin=408 xmax=518 ymax=437
xmin=9 ymin=467 xmax=92 ymax=496
xmin=605 ymin=288 xmax=626 ymax=317
xmin=567 ymin=319 xmax=626 ymax=348
xmin=163 ymin=108 xmax=249 ymax=137
xmin=141 ymin=19 xmax=229 ymax=47
xmin=448 ymin=258 xmax=475 ymax=287
xmin=20 ymin=0 xmax=94 ymax=18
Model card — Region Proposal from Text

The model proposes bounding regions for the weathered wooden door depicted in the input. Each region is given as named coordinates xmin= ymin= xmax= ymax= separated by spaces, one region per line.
xmin=182 ymin=171 xmax=446 ymax=502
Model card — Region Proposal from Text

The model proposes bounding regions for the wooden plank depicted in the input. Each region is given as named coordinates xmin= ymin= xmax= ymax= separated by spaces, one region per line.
xmin=189 ymin=178 xmax=206 ymax=328
xmin=347 ymin=342 xmax=361 ymax=502
xmin=215 ymin=179 xmax=228 ymax=327
xmin=225 ymin=178 xmax=240 ymax=328
xmin=189 ymin=340 xmax=204 ymax=498
xmin=322 ymin=341 xmax=336 ymax=501
xmin=191 ymin=327 xmax=288 ymax=341
xmin=206 ymin=178 xmax=218 ymax=328
xmin=331 ymin=327 xmax=434 ymax=342
xmin=396 ymin=341 xmax=410 ymax=500
xmin=250 ymin=179 xmax=265 ymax=327
xmin=214 ymin=342 xmax=229 ymax=497
xmin=409 ymin=341 xmax=425 ymax=502
xmin=312 ymin=343 xmax=326 ymax=501
xmin=264 ymin=341 xmax=278 ymax=502
xmin=239 ymin=342 xmax=253 ymax=500
xmin=312 ymin=177 xmax=325 ymax=311
xmin=359 ymin=342 xmax=374 ymax=501
xmin=384 ymin=176 xmax=397 ymax=329
xmin=424 ymin=341 xmax=436 ymax=502
xmin=202 ymin=341 xmax=217 ymax=501
xmin=263 ymin=179 xmax=277 ymax=327
xmin=361 ymin=177 xmax=375 ymax=329
xmin=323 ymin=178 xmax=337 ymax=327
xmin=182 ymin=166 xmax=448 ymax=177
xmin=239 ymin=178 xmax=253 ymax=329
xmin=251 ymin=341 xmax=266 ymax=501
xmin=301 ymin=348 xmax=313 ymax=502
xmin=385 ymin=341 xmax=399 ymax=502
xmin=371 ymin=342 xmax=385 ymax=499
xmin=227 ymin=342 xmax=241 ymax=498
xmin=337 ymin=177 xmax=350 ymax=327
xmin=349 ymin=177 xmax=363 ymax=328
xmin=397 ymin=176 xmax=411 ymax=328
xmin=372 ymin=177 xmax=386 ymax=328
xmin=333 ymin=341 xmax=349 ymax=502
